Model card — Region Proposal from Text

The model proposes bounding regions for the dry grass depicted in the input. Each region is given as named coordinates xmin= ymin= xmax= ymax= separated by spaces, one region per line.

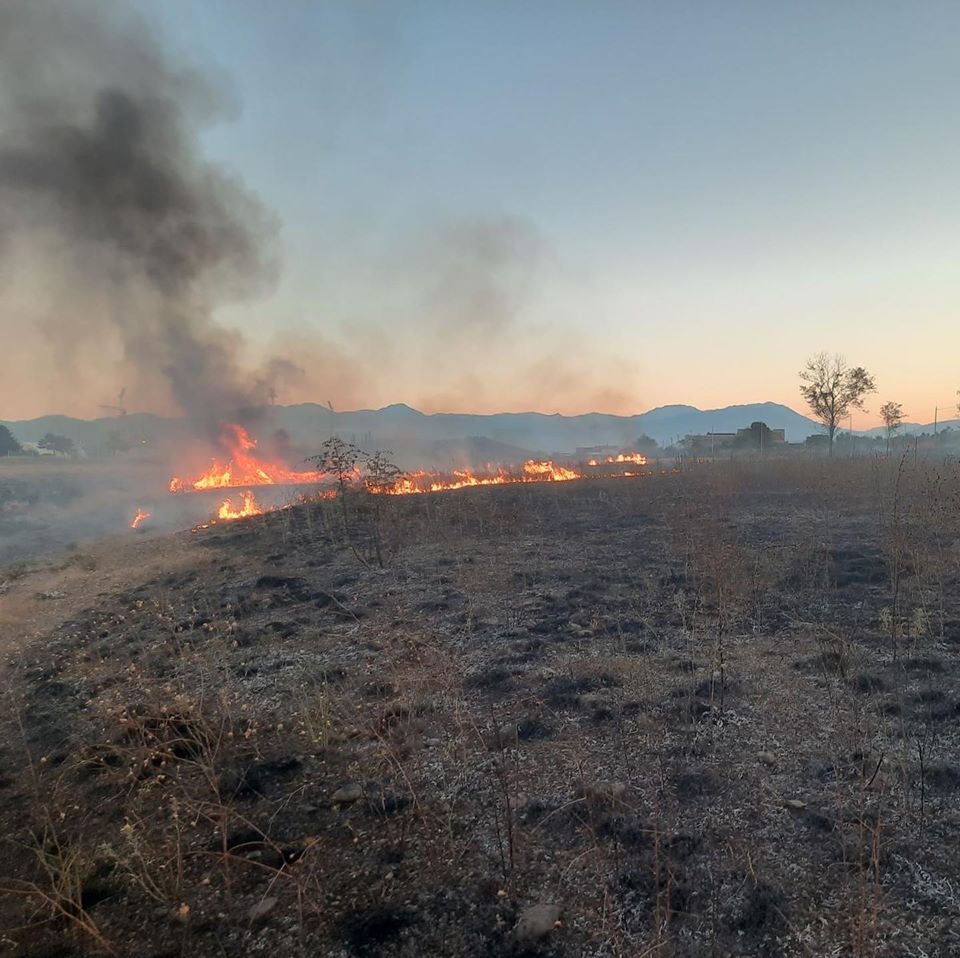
xmin=1 ymin=457 xmax=959 ymax=955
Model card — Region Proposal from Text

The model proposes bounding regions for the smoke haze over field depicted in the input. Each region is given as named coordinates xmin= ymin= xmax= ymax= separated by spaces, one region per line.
xmin=0 ymin=0 xmax=291 ymax=432
xmin=5 ymin=3 xmax=959 ymax=426
xmin=0 ymin=1 xmax=643 ymax=425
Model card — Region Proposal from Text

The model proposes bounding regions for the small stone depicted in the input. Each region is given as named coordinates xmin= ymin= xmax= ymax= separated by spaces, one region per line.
xmin=331 ymin=782 xmax=364 ymax=804
xmin=784 ymin=798 xmax=806 ymax=810
xmin=757 ymin=751 xmax=776 ymax=767
xmin=247 ymin=896 xmax=277 ymax=922
xmin=515 ymin=903 xmax=562 ymax=945
xmin=508 ymin=792 xmax=530 ymax=813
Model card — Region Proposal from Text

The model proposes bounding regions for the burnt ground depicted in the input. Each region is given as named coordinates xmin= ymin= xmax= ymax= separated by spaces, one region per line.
xmin=1 ymin=460 xmax=959 ymax=956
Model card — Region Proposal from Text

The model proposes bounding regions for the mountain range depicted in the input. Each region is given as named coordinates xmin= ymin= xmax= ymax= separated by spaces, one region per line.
xmin=3 ymin=401 xmax=835 ymax=459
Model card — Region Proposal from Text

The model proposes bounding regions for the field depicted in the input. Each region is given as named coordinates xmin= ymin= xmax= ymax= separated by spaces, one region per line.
xmin=1 ymin=458 xmax=959 ymax=956
xmin=0 ymin=458 xmax=168 ymax=566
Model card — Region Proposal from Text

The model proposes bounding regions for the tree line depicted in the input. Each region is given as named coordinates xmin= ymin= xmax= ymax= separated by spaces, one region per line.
xmin=798 ymin=352 xmax=927 ymax=456
xmin=0 ymin=358 xmax=953 ymax=460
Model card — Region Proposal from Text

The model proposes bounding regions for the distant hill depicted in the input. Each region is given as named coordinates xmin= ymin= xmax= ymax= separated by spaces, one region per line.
xmin=4 ymin=401 xmax=821 ymax=458
xmin=274 ymin=401 xmax=821 ymax=450
xmin=1 ymin=413 xmax=175 ymax=454
xmin=858 ymin=418 xmax=960 ymax=438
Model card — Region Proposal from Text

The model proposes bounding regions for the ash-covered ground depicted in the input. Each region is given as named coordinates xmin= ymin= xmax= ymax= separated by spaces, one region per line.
xmin=1 ymin=461 xmax=959 ymax=957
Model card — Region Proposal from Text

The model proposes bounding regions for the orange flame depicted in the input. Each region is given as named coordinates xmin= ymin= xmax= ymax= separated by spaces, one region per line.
xmin=170 ymin=424 xmax=326 ymax=492
xmin=130 ymin=508 xmax=151 ymax=529
xmin=522 ymin=460 xmax=579 ymax=480
xmin=372 ymin=456 xmax=632 ymax=496
xmin=216 ymin=490 xmax=263 ymax=520
xmin=586 ymin=452 xmax=648 ymax=467
xmin=171 ymin=429 xmax=659 ymax=526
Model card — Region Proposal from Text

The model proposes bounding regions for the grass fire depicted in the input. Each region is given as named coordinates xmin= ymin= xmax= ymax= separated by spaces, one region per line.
xmin=164 ymin=425 xmax=658 ymax=526
xmin=2 ymin=3 xmax=960 ymax=957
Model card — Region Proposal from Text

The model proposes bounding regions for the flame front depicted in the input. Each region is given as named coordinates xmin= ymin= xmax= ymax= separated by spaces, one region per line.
xmin=216 ymin=490 xmax=263 ymax=520
xmin=372 ymin=455 xmax=645 ymax=495
xmin=586 ymin=452 xmax=648 ymax=467
xmin=522 ymin=460 xmax=579 ymax=480
xmin=130 ymin=508 xmax=151 ymax=529
xmin=170 ymin=425 xmax=659 ymax=525
xmin=170 ymin=424 xmax=326 ymax=493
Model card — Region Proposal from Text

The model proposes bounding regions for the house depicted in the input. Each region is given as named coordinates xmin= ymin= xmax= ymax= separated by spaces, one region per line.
xmin=681 ymin=432 xmax=736 ymax=452
xmin=682 ymin=422 xmax=785 ymax=453
xmin=20 ymin=442 xmax=56 ymax=456
xmin=736 ymin=423 xmax=785 ymax=444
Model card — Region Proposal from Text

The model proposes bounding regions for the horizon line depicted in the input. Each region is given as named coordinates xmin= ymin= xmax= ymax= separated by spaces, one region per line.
xmin=7 ymin=398 xmax=817 ymax=424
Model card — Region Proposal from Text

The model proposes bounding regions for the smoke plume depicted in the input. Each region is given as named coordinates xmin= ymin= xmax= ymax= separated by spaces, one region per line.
xmin=0 ymin=0 xmax=284 ymax=432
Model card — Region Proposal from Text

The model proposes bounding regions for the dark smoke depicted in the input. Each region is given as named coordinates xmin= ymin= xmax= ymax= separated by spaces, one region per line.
xmin=0 ymin=0 xmax=284 ymax=432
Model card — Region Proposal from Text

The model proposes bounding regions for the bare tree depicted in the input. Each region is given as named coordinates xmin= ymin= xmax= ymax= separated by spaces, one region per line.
xmin=879 ymin=401 xmax=904 ymax=455
xmin=364 ymin=451 xmax=404 ymax=568
xmin=307 ymin=437 xmax=363 ymax=494
xmin=364 ymin=450 xmax=403 ymax=496
xmin=799 ymin=353 xmax=876 ymax=455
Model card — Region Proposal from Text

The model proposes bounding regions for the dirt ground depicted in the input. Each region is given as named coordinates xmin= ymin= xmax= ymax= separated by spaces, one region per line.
xmin=1 ymin=459 xmax=958 ymax=957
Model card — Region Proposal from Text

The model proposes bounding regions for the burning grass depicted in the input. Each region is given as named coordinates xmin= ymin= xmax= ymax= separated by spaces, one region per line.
xmin=129 ymin=508 xmax=151 ymax=529
xmin=168 ymin=424 xmax=327 ymax=492
xmin=3 ymin=458 xmax=960 ymax=956
xmin=165 ymin=423 xmax=659 ymax=526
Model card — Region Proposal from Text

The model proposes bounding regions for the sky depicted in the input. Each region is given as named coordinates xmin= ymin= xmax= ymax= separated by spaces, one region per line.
xmin=6 ymin=0 xmax=960 ymax=426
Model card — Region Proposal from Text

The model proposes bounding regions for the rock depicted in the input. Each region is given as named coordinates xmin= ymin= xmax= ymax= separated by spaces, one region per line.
xmin=757 ymin=751 xmax=776 ymax=767
xmin=332 ymin=782 xmax=364 ymax=804
xmin=515 ymin=903 xmax=562 ymax=945
xmin=783 ymin=798 xmax=807 ymax=810
xmin=247 ymin=896 xmax=278 ymax=922
xmin=508 ymin=792 xmax=530 ymax=813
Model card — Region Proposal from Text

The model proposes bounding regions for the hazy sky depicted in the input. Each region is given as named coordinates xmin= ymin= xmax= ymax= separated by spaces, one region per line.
xmin=8 ymin=1 xmax=960 ymax=425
